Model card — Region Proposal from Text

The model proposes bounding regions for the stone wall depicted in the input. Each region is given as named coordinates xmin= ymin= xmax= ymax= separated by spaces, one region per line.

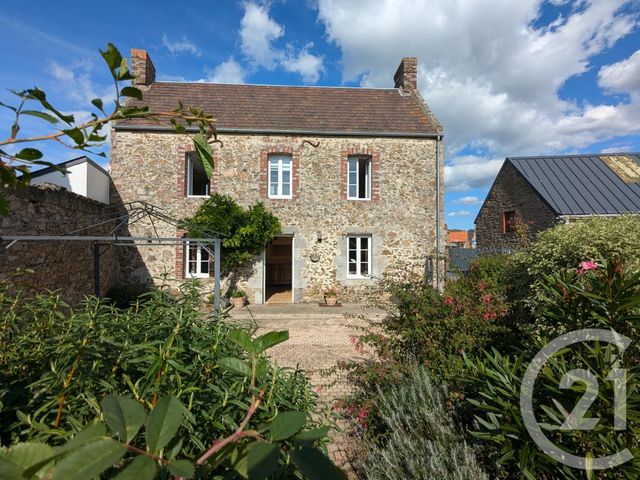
xmin=0 ymin=184 xmax=119 ymax=302
xmin=110 ymin=130 xmax=443 ymax=303
xmin=475 ymin=162 xmax=557 ymax=249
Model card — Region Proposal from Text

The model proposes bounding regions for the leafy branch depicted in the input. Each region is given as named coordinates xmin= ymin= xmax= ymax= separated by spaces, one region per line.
xmin=0 ymin=43 xmax=218 ymax=215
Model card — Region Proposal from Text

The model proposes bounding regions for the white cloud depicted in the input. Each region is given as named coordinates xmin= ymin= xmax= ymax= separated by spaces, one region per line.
xmin=206 ymin=57 xmax=246 ymax=84
xmin=281 ymin=43 xmax=324 ymax=84
xmin=161 ymin=34 xmax=201 ymax=57
xmin=240 ymin=2 xmax=284 ymax=69
xmin=598 ymin=49 xmax=640 ymax=95
xmin=316 ymin=0 xmax=640 ymax=190
xmin=48 ymin=61 xmax=115 ymax=106
xmin=445 ymin=156 xmax=504 ymax=192
xmin=239 ymin=2 xmax=324 ymax=82
xmin=448 ymin=210 xmax=472 ymax=217
xmin=454 ymin=195 xmax=483 ymax=205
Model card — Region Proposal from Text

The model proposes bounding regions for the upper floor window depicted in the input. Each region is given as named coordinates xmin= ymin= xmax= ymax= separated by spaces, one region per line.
xmin=187 ymin=153 xmax=209 ymax=197
xmin=185 ymin=242 xmax=210 ymax=278
xmin=268 ymin=154 xmax=292 ymax=199
xmin=347 ymin=235 xmax=371 ymax=278
xmin=502 ymin=210 xmax=516 ymax=234
xmin=348 ymin=156 xmax=371 ymax=200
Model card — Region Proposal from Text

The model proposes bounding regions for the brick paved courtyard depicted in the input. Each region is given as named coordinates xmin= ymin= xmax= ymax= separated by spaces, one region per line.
xmin=228 ymin=303 xmax=386 ymax=474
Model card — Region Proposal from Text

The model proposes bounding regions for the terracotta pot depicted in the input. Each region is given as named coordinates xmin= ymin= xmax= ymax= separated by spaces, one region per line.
xmin=325 ymin=296 xmax=338 ymax=306
xmin=232 ymin=297 xmax=246 ymax=308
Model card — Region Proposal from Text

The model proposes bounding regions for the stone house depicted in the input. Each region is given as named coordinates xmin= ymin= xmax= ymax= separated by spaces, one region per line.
xmin=475 ymin=153 xmax=640 ymax=249
xmin=110 ymin=49 xmax=444 ymax=303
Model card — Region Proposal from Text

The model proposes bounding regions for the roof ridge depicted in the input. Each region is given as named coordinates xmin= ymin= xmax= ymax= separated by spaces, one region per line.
xmin=153 ymin=81 xmax=399 ymax=91
xmin=508 ymin=152 xmax=640 ymax=160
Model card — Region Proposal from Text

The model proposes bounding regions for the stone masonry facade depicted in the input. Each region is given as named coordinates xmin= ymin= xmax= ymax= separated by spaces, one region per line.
xmin=110 ymin=131 xmax=442 ymax=303
xmin=0 ymin=184 xmax=119 ymax=302
xmin=475 ymin=162 xmax=557 ymax=249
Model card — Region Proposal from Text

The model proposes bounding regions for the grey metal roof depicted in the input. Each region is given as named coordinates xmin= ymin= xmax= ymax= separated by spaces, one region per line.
xmin=507 ymin=153 xmax=640 ymax=215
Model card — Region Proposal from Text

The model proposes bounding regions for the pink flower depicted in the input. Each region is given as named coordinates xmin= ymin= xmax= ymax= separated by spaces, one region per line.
xmin=478 ymin=282 xmax=487 ymax=292
xmin=482 ymin=312 xmax=490 ymax=321
xmin=444 ymin=296 xmax=453 ymax=305
xmin=577 ymin=261 xmax=598 ymax=274
xmin=481 ymin=293 xmax=492 ymax=304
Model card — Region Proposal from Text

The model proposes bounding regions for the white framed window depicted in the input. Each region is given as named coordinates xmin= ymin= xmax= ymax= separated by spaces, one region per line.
xmin=347 ymin=156 xmax=371 ymax=200
xmin=347 ymin=235 xmax=371 ymax=278
xmin=185 ymin=242 xmax=210 ymax=278
xmin=187 ymin=153 xmax=210 ymax=197
xmin=268 ymin=154 xmax=292 ymax=199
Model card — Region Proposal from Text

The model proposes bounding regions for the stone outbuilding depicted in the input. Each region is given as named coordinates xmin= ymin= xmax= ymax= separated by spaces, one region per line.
xmin=110 ymin=49 xmax=445 ymax=303
xmin=475 ymin=153 xmax=640 ymax=249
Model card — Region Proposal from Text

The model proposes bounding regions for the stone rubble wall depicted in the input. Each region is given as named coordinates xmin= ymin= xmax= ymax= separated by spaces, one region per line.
xmin=110 ymin=130 xmax=443 ymax=303
xmin=475 ymin=161 xmax=557 ymax=249
xmin=0 ymin=184 xmax=119 ymax=303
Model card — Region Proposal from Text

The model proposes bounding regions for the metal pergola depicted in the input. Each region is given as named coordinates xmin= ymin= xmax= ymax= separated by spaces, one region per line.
xmin=1 ymin=201 xmax=224 ymax=315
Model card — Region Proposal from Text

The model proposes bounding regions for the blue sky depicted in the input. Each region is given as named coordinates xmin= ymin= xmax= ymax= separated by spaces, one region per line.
xmin=1 ymin=0 xmax=639 ymax=230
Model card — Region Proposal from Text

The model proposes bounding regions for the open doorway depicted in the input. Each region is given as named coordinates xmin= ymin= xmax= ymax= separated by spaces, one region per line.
xmin=264 ymin=236 xmax=293 ymax=304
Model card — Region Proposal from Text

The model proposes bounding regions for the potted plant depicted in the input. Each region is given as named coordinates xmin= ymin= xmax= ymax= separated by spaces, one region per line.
xmin=324 ymin=288 xmax=338 ymax=306
xmin=230 ymin=290 xmax=247 ymax=308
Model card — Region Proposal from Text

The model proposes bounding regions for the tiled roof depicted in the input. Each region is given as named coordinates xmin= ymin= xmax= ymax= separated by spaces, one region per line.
xmin=115 ymin=82 xmax=441 ymax=136
xmin=448 ymin=230 xmax=468 ymax=243
xmin=507 ymin=153 xmax=640 ymax=215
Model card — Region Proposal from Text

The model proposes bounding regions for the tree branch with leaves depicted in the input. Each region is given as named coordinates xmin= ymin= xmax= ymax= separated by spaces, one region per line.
xmin=0 ymin=43 xmax=216 ymax=215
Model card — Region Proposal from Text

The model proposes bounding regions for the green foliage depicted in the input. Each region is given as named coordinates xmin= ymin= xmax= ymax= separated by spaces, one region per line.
xmin=0 ymin=281 xmax=340 ymax=478
xmin=360 ymin=365 xmax=488 ymax=480
xmin=0 ymin=43 xmax=217 ymax=216
xmin=181 ymin=193 xmax=282 ymax=271
xmin=532 ymin=258 xmax=640 ymax=343
xmin=231 ymin=290 xmax=248 ymax=299
xmin=464 ymin=258 xmax=640 ymax=479
xmin=522 ymin=215 xmax=640 ymax=316
xmin=525 ymin=216 xmax=640 ymax=276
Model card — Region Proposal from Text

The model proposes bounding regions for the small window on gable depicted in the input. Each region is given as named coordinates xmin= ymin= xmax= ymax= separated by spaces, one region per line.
xmin=347 ymin=156 xmax=371 ymax=200
xmin=347 ymin=235 xmax=371 ymax=278
xmin=268 ymin=154 xmax=292 ymax=199
xmin=187 ymin=153 xmax=210 ymax=197
xmin=503 ymin=210 xmax=516 ymax=234
xmin=185 ymin=242 xmax=210 ymax=278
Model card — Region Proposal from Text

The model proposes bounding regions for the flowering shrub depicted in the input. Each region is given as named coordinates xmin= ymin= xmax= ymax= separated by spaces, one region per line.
xmin=335 ymin=254 xmax=522 ymax=453
xmin=465 ymin=257 xmax=640 ymax=479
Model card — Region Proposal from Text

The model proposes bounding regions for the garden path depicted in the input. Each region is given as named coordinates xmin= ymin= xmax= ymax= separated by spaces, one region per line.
xmin=228 ymin=303 xmax=386 ymax=474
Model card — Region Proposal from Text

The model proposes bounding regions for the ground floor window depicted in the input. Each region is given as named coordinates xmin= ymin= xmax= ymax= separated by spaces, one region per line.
xmin=185 ymin=242 xmax=210 ymax=278
xmin=347 ymin=235 xmax=371 ymax=278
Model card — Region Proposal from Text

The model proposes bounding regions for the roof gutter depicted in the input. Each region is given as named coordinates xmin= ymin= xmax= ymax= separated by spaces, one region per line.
xmin=435 ymin=135 xmax=443 ymax=292
xmin=112 ymin=124 xmax=442 ymax=139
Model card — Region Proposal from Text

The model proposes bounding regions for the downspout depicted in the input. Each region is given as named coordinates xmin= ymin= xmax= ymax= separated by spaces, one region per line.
xmin=435 ymin=135 xmax=442 ymax=292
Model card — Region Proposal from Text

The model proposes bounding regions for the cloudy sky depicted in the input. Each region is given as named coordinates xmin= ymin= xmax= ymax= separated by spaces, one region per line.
xmin=1 ymin=0 xmax=639 ymax=230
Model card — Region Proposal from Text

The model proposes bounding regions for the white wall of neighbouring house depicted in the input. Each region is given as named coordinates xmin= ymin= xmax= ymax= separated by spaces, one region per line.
xmin=86 ymin=162 xmax=110 ymax=204
xmin=31 ymin=160 xmax=110 ymax=204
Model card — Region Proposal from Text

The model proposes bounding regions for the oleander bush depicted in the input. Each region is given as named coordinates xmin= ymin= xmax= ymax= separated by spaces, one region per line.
xmin=0 ymin=279 xmax=343 ymax=478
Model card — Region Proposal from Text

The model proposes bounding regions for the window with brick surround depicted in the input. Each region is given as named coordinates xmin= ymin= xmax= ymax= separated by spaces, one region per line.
xmin=502 ymin=210 xmax=516 ymax=234
xmin=187 ymin=153 xmax=209 ymax=197
xmin=347 ymin=235 xmax=371 ymax=278
xmin=347 ymin=156 xmax=371 ymax=200
xmin=268 ymin=154 xmax=292 ymax=199
xmin=185 ymin=242 xmax=210 ymax=278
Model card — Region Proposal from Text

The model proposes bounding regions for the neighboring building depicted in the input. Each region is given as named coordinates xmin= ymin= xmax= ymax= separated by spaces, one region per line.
xmin=30 ymin=156 xmax=110 ymax=204
xmin=110 ymin=49 xmax=445 ymax=303
xmin=475 ymin=153 xmax=640 ymax=248
xmin=447 ymin=230 xmax=469 ymax=248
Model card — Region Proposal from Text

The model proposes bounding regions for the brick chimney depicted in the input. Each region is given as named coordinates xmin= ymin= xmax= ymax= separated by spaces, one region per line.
xmin=130 ymin=49 xmax=156 ymax=86
xmin=394 ymin=57 xmax=417 ymax=93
